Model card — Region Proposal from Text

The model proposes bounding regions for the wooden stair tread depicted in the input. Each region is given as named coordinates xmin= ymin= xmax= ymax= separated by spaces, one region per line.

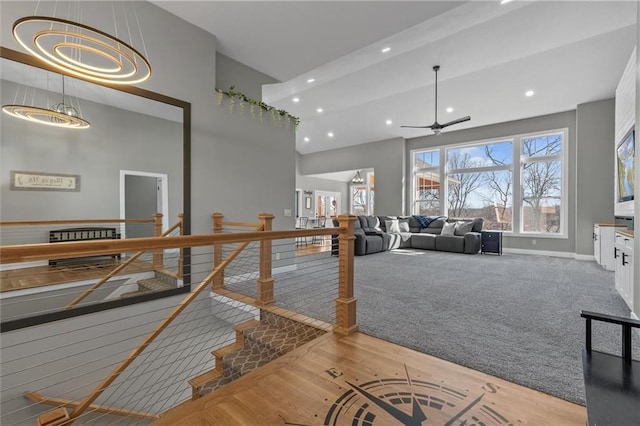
xmin=188 ymin=369 xmax=222 ymax=388
xmin=138 ymin=277 xmax=174 ymax=292
xmin=212 ymin=342 xmax=241 ymax=359
xmin=233 ymin=319 xmax=261 ymax=333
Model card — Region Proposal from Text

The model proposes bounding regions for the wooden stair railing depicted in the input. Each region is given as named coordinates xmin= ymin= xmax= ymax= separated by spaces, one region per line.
xmin=64 ymin=214 xmax=184 ymax=310
xmin=56 ymin=223 xmax=266 ymax=425
xmin=0 ymin=214 xmax=357 ymax=425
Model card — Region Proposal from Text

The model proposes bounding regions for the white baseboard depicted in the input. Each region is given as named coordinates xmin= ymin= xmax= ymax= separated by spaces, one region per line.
xmin=0 ymin=260 xmax=48 ymax=271
xmin=574 ymin=254 xmax=596 ymax=262
xmin=503 ymin=248 xmax=592 ymax=260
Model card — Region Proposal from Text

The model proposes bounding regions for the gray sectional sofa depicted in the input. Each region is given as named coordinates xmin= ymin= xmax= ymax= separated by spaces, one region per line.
xmin=332 ymin=215 xmax=483 ymax=256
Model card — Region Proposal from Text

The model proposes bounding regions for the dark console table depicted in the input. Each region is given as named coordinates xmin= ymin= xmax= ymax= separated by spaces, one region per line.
xmin=580 ymin=310 xmax=640 ymax=426
xmin=49 ymin=227 xmax=121 ymax=266
xmin=481 ymin=230 xmax=502 ymax=255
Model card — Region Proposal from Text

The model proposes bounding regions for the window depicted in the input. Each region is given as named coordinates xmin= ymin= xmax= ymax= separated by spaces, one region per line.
xmin=446 ymin=141 xmax=513 ymax=231
xmin=411 ymin=129 xmax=566 ymax=237
xmin=520 ymin=133 xmax=563 ymax=234
xmin=413 ymin=150 xmax=440 ymax=215
xmin=351 ymin=171 xmax=375 ymax=215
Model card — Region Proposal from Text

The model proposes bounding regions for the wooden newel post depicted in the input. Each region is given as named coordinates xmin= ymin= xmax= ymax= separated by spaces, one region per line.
xmin=335 ymin=214 xmax=358 ymax=335
xmin=256 ymin=212 xmax=275 ymax=306
xmin=153 ymin=213 xmax=163 ymax=268
xmin=177 ymin=213 xmax=184 ymax=280
xmin=212 ymin=213 xmax=224 ymax=290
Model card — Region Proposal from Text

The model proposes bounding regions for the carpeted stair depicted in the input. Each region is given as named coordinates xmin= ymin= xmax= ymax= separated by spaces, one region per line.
xmin=188 ymin=311 xmax=326 ymax=400
xmin=120 ymin=270 xmax=177 ymax=298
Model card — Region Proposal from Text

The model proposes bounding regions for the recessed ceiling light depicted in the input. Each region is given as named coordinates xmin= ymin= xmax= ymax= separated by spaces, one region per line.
xmin=386 ymin=119 xmax=393 ymax=125
xmin=292 ymin=97 xmax=300 ymax=103
xmin=317 ymin=108 xmax=324 ymax=113
xmin=500 ymin=0 xmax=512 ymax=4
xmin=381 ymin=47 xmax=391 ymax=53
xmin=525 ymin=90 xmax=535 ymax=97
xmin=307 ymin=78 xmax=315 ymax=83
xmin=303 ymin=137 xmax=310 ymax=142
xmin=327 ymin=132 xmax=334 ymax=138
xmin=446 ymin=107 xmax=454 ymax=113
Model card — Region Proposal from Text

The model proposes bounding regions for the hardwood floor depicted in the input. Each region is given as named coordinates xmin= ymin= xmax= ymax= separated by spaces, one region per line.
xmin=0 ymin=258 xmax=154 ymax=292
xmin=156 ymin=331 xmax=586 ymax=425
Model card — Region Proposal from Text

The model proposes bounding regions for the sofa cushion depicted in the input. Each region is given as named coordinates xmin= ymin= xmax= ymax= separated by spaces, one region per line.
xmin=441 ymin=222 xmax=456 ymax=235
xmin=411 ymin=234 xmax=437 ymax=250
xmin=385 ymin=219 xmax=400 ymax=233
xmin=435 ymin=235 xmax=465 ymax=253
xmin=454 ymin=221 xmax=474 ymax=236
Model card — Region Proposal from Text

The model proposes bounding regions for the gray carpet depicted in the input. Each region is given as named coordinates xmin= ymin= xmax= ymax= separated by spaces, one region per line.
xmin=353 ymin=249 xmax=639 ymax=405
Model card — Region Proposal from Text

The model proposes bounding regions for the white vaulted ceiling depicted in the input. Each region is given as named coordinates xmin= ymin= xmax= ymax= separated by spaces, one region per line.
xmin=153 ymin=1 xmax=637 ymax=154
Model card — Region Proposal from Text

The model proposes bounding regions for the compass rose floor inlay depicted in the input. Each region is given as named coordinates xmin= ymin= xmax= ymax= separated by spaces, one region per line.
xmin=155 ymin=331 xmax=586 ymax=425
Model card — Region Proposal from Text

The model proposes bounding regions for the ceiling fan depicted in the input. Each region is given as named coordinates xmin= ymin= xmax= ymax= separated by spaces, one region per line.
xmin=401 ymin=65 xmax=470 ymax=134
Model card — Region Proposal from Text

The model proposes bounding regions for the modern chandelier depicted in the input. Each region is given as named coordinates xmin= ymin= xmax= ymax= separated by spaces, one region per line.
xmin=12 ymin=3 xmax=151 ymax=85
xmin=2 ymin=75 xmax=90 ymax=129
xmin=351 ymin=170 xmax=365 ymax=185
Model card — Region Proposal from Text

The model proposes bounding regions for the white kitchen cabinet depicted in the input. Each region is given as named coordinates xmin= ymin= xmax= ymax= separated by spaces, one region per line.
xmin=614 ymin=230 xmax=634 ymax=311
xmin=594 ymin=224 xmax=623 ymax=271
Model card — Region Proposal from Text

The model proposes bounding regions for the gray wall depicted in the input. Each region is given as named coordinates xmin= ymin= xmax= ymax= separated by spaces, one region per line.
xmin=216 ymin=52 xmax=279 ymax=100
xmin=575 ymin=98 xmax=616 ymax=256
xmin=406 ymin=110 xmax=578 ymax=254
xmin=0 ymin=80 xmax=182 ymax=232
xmin=299 ymin=137 xmax=405 ymax=216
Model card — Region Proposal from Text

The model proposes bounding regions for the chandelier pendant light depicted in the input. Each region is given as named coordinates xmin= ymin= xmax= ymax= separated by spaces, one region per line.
xmin=351 ymin=170 xmax=365 ymax=185
xmin=2 ymin=75 xmax=90 ymax=129
xmin=12 ymin=2 xmax=151 ymax=85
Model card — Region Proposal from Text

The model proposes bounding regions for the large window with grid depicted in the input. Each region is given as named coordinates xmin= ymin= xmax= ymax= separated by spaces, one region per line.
xmin=411 ymin=129 xmax=567 ymax=237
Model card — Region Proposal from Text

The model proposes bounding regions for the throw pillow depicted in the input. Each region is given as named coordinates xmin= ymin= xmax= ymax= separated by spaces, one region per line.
xmin=398 ymin=220 xmax=410 ymax=233
xmin=441 ymin=222 xmax=456 ymax=236
xmin=385 ymin=219 xmax=400 ymax=234
xmin=454 ymin=221 xmax=474 ymax=236
xmin=373 ymin=216 xmax=382 ymax=231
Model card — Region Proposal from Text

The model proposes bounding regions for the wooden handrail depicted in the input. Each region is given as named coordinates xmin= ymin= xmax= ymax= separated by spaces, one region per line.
xmin=25 ymin=391 xmax=158 ymax=420
xmin=29 ymin=213 xmax=356 ymax=425
xmin=219 ymin=221 xmax=261 ymax=228
xmin=64 ymin=217 xmax=184 ymax=309
xmin=0 ymin=219 xmax=154 ymax=226
xmin=1 ymin=228 xmax=339 ymax=264
xmin=65 ymin=230 xmax=260 ymax=423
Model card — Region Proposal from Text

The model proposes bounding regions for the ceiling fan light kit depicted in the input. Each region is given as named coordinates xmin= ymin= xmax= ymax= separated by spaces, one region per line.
xmin=401 ymin=65 xmax=470 ymax=135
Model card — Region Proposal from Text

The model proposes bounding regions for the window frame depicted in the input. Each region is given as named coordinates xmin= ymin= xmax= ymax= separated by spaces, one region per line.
xmin=410 ymin=127 xmax=568 ymax=239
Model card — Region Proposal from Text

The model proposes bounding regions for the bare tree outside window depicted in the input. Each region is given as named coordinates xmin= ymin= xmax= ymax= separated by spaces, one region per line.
xmin=522 ymin=135 xmax=562 ymax=233
xmin=446 ymin=150 xmax=483 ymax=217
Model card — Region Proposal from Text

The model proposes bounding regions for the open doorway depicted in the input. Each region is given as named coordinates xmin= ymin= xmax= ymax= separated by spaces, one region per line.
xmin=120 ymin=170 xmax=169 ymax=238
xmin=315 ymin=190 xmax=341 ymax=224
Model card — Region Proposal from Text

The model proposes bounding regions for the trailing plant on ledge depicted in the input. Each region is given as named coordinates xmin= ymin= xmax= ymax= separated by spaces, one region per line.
xmin=216 ymin=85 xmax=300 ymax=128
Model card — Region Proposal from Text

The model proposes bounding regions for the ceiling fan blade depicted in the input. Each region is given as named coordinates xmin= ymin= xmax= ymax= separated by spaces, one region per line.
xmin=400 ymin=125 xmax=432 ymax=129
xmin=440 ymin=116 xmax=471 ymax=128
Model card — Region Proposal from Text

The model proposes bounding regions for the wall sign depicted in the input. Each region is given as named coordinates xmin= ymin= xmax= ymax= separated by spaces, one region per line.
xmin=10 ymin=170 xmax=80 ymax=192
